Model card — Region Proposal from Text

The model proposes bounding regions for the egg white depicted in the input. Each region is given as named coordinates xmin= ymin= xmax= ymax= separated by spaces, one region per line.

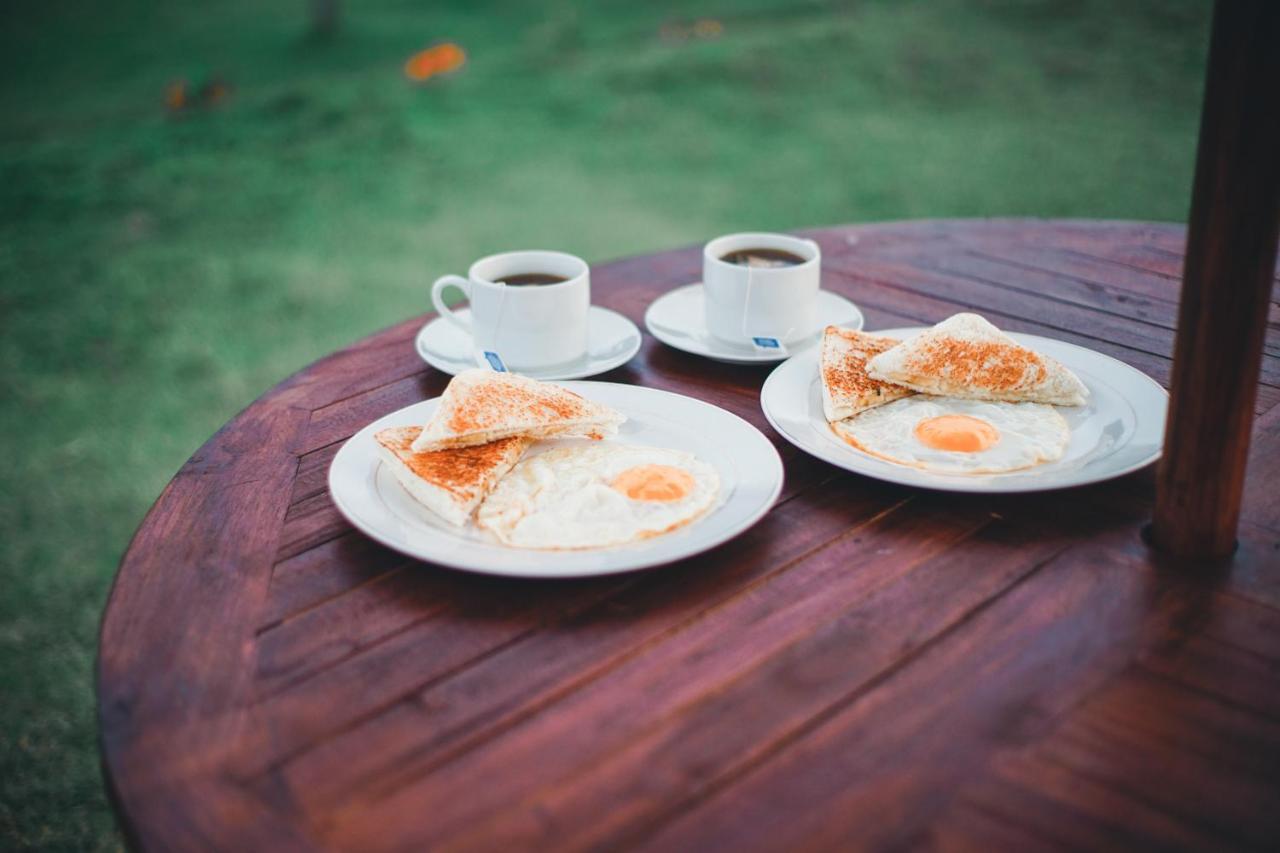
xmin=833 ymin=397 xmax=1069 ymax=475
xmin=476 ymin=444 xmax=720 ymax=549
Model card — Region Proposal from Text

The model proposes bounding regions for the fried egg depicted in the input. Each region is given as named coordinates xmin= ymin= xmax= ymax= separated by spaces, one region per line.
xmin=833 ymin=397 xmax=1069 ymax=474
xmin=476 ymin=444 xmax=720 ymax=549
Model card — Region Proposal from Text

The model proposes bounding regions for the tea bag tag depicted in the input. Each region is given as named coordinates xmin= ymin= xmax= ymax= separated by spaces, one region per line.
xmin=750 ymin=336 xmax=787 ymax=357
xmin=478 ymin=350 xmax=508 ymax=372
xmin=471 ymin=280 xmax=511 ymax=372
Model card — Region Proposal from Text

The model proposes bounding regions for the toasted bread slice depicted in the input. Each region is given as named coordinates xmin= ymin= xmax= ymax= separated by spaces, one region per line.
xmin=376 ymin=426 xmax=530 ymax=525
xmin=865 ymin=313 xmax=1088 ymax=406
xmin=819 ymin=326 xmax=915 ymax=421
xmin=411 ymin=369 xmax=625 ymax=452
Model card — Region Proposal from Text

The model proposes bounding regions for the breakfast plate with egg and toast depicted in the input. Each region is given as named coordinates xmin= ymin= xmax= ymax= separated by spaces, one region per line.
xmin=329 ymin=369 xmax=784 ymax=577
xmin=760 ymin=312 xmax=1168 ymax=493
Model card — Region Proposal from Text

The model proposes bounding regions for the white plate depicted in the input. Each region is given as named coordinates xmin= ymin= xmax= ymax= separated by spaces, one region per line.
xmin=760 ymin=328 xmax=1168 ymax=493
xmin=415 ymin=305 xmax=642 ymax=380
xmin=645 ymin=283 xmax=864 ymax=364
xmin=329 ymin=382 xmax=784 ymax=577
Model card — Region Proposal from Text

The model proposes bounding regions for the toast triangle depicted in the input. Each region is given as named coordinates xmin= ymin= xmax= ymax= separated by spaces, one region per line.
xmin=411 ymin=369 xmax=625 ymax=452
xmin=865 ymin=313 xmax=1088 ymax=406
xmin=819 ymin=326 xmax=915 ymax=421
xmin=376 ymin=426 xmax=530 ymax=525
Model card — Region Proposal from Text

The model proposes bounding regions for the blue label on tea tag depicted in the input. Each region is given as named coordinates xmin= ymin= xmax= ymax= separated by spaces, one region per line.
xmin=482 ymin=351 xmax=508 ymax=372
xmin=751 ymin=336 xmax=787 ymax=356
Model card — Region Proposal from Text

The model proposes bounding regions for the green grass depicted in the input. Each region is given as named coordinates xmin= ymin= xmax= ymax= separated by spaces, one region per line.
xmin=0 ymin=0 xmax=1210 ymax=847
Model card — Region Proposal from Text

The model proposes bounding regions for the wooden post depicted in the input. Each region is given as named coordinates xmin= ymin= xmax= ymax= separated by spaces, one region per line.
xmin=1151 ymin=0 xmax=1280 ymax=562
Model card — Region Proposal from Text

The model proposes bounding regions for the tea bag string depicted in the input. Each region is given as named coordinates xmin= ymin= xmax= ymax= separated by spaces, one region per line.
xmin=474 ymin=280 xmax=511 ymax=370
xmin=741 ymin=262 xmax=799 ymax=343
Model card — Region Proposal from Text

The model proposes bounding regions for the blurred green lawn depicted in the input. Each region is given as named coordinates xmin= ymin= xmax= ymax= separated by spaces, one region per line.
xmin=0 ymin=0 xmax=1209 ymax=847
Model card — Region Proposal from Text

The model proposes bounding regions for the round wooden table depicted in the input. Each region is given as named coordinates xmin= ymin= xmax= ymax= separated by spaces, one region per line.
xmin=100 ymin=220 xmax=1280 ymax=850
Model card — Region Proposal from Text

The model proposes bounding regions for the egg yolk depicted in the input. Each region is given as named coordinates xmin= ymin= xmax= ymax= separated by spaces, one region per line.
xmin=914 ymin=414 xmax=1000 ymax=453
xmin=611 ymin=464 xmax=694 ymax=502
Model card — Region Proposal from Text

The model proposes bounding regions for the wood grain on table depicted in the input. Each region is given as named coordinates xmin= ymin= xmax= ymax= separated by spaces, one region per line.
xmin=99 ymin=220 xmax=1280 ymax=851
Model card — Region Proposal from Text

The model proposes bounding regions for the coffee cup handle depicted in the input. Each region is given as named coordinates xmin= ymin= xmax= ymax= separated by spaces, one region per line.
xmin=431 ymin=275 xmax=472 ymax=332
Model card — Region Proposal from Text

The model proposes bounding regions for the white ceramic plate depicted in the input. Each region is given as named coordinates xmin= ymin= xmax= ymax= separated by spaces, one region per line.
xmin=415 ymin=305 xmax=642 ymax=380
xmin=760 ymin=328 xmax=1168 ymax=493
xmin=645 ymin=283 xmax=864 ymax=364
xmin=329 ymin=382 xmax=784 ymax=577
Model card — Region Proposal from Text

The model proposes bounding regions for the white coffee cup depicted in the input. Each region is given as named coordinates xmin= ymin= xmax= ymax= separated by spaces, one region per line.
xmin=431 ymin=250 xmax=589 ymax=370
xmin=703 ymin=232 xmax=821 ymax=347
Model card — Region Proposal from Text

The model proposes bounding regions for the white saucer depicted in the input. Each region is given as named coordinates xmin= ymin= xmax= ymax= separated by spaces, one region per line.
xmin=760 ymin=328 xmax=1168 ymax=494
xmin=644 ymin=283 xmax=864 ymax=364
xmin=329 ymin=382 xmax=784 ymax=577
xmin=415 ymin=305 xmax=642 ymax=380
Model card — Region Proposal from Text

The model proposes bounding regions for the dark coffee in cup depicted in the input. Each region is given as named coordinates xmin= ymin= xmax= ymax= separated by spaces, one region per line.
xmin=493 ymin=272 xmax=568 ymax=286
xmin=718 ymin=248 xmax=807 ymax=269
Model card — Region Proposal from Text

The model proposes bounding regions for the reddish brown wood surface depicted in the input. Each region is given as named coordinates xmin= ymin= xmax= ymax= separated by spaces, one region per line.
xmin=1151 ymin=0 xmax=1280 ymax=561
xmin=99 ymin=220 xmax=1280 ymax=851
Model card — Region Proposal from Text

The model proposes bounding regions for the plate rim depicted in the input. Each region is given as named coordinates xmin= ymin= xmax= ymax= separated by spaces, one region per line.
xmin=760 ymin=327 xmax=1169 ymax=494
xmin=415 ymin=305 xmax=642 ymax=380
xmin=329 ymin=381 xmax=786 ymax=577
xmin=644 ymin=283 xmax=865 ymax=364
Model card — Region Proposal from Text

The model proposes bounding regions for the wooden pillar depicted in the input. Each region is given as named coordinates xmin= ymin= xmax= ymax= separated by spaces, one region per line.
xmin=1151 ymin=0 xmax=1280 ymax=561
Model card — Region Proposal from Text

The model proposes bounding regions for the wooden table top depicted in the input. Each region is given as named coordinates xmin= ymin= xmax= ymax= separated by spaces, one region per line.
xmin=99 ymin=219 xmax=1280 ymax=851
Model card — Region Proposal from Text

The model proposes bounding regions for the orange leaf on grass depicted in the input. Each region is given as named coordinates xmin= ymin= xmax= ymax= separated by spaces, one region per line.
xmin=405 ymin=43 xmax=466 ymax=82
xmin=165 ymin=80 xmax=187 ymax=111
xmin=693 ymin=19 xmax=724 ymax=38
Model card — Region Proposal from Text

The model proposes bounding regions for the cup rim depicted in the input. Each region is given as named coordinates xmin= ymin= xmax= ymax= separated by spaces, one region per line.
xmin=469 ymin=249 xmax=589 ymax=290
xmin=704 ymin=232 xmax=821 ymax=274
